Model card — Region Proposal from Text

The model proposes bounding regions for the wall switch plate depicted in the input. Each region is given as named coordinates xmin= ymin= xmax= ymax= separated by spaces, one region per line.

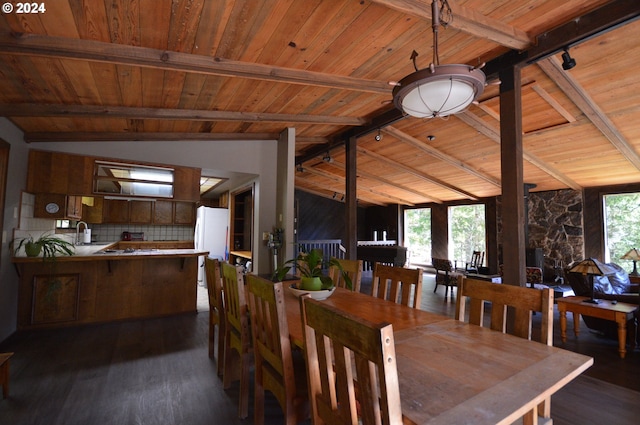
xmin=262 ymin=232 xmax=270 ymax=241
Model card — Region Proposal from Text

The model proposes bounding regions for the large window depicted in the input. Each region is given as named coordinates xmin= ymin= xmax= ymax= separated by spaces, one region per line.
xmin=94 ymin=161 xmax=174 ymax=198
xmin=404 ymin=208 xmax=431 ymax=266
xmin=448 ymin=204 xmax=486 ymax=266
xmin=603 ymin=192 xmax=640 ymax=265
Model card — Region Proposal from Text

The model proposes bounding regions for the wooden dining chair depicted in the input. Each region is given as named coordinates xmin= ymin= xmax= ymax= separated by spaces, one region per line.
xmin=221 ymin=262 xmax=252 ymax=419
xmin=300 ymin=295 xmax=403 ymax=425
xmin=246 ymin=274 xmax=309 ymax=425
xmin=465 ymin=250 xmax=484 ymax=273
xmin=204 ymin=257 xmax=225 ymax=377
xmin=371 ymin=262 xmax=423 ymax=308
xmin=455 ymin=275 xmax=554 ymax=424
xmin=329 ymin=258 xmax=363 ymax=292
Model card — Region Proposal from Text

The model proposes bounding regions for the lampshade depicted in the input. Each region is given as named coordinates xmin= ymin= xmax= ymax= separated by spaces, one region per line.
xmin=621 ymin=248 xmax=640 ymax=276
xmin=392 ymin=0 xmax=485 ymax=118
xmin=393 ymin=64 xmax=485 ymax=118
xmin=569 ymin=258 xmax=614 ymax=276
xmin=569 ymin=258 xmax=615 ymax=304
xmin=621 ymin=248 xmax=640 ymax=261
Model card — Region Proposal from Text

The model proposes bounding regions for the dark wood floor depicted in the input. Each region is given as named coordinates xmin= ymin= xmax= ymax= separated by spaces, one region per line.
xmin=0 ymin=273 xmax=638 ymax=425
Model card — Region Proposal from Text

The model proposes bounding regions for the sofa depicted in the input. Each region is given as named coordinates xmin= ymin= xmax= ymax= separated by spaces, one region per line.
xmin=565 ymin=262 xmax=639 ymax=338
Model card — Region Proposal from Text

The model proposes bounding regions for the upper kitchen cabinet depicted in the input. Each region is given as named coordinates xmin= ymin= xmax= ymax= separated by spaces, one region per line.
xmin=26 ymin=150 xmax=201 ymax=201
xmin=34 ymin=193 xmax=82 ymax=220
xmin=27 ymin=150 xmax=93 ymax=195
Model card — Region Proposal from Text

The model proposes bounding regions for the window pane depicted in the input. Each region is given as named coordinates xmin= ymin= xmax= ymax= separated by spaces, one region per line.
xmin=603 ymin=192 xmax=640 ymax=266
xmin=448 ymin=204 xmax=485 ymax=265
xmin=94 ymin=161 xmax=174 ymax=198
xmin=404 ymin=208 xmax=431 ymax=266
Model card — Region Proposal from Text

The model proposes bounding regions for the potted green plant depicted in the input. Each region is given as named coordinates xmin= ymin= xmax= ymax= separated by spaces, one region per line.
xmin=12 ymin=233 xmax=75 ymax=259
xmin=273 ymin=248 xmax=352 ymax=291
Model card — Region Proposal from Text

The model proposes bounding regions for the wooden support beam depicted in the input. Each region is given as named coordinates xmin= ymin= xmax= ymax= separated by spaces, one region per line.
xmin=1 ymin=103 xmax=367 ymax=126
xmin=0 ymin=32 xmax=391 ymax=94
xmin=499 ymin=65 xmax=526 ymax=287
xmin=345 ymin=137 xmax=358 ymax=259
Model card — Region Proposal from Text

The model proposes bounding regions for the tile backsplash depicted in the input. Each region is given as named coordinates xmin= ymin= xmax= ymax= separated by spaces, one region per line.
xmin=90 ymin=224 xmax=194 ymax=242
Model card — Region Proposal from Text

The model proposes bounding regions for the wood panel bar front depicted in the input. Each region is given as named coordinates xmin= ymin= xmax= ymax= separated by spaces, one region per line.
xmin=13 ymin=250 xmax=205 ymax=329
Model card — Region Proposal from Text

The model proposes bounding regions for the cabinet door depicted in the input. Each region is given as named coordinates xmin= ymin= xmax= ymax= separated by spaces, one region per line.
xmin=82 ymin=197 xmax=104 ymax=224
xmin=103 ymin=199 xmax=130 ymax=223
xmin=153 ymin=200 xmax=173 ymax=224
xmin=66 ymin=196 xmax=82 ymax=220
xmin=34 ymin=193 xmax=66 ymax=219
xmin=129 ymin=200 xmax=153 ymax=224
xmin=174 ymin=202 xmax=195 ymax=225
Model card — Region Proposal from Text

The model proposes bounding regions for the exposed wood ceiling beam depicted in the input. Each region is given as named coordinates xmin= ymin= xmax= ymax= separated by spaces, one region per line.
xmin=530 ymin=84 xmax=576 ymax=124
xmin=358 ymin=147 xmax=479 ymax=200
xmin=0 ymin=32 xmax=391 ymax=94
xmin=456 ymin=111 xmax=582 ymax=190
xmin=382 ymin=126 xmax=501 ymax=187
xmin=299 ymin=166 xmax=404 ymax=205
xmin=370 ymin=0 xmax=532 ymax=49
xmin=537 ymin=56 xmax=640 ymax=170
xmin=2 ymin=103 xmax=366 ymax=126
xmin=327 ymin=160 xmax=441 ymax=204
xmin=296 ymin=108 xmax=405 ymax=165
xmin=483 ymin=0 xmax=640 ymax=80
xmin=24 ymin=132 xmax=280 ymax=143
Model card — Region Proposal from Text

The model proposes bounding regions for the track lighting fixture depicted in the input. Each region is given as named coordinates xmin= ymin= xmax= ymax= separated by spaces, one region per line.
xmin=375 ymin=129 xmax=382 ymax=142
xmin=561 ymin=48 xmax=576 ymax=70
xmin=296 ymin=164 xmax=304 ymax=172
xmin=323 ymin=151 xmax=332 ymax=162
xmin=427 ymin=135 xmax=435 ymax=141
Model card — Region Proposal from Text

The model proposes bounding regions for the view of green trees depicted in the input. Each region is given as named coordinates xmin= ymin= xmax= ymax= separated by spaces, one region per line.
xmin=404 ymin=205 xmax=486 ymax=266
xmin=604 ymin=192 xmax=640 ymax=269
xmin=404 ymin=208 xmax=432 ymax=264
xmin=449 ymin=205 xmax=486 ymax=264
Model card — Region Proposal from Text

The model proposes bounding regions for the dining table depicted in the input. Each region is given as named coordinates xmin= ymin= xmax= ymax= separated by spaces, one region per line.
xmin=284 ymin=286 xmax=594 ymax=425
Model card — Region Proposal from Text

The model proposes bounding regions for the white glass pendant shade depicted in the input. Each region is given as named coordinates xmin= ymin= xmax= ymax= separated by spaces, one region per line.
xmin=393 ymin=64 xmax=485 ymax=118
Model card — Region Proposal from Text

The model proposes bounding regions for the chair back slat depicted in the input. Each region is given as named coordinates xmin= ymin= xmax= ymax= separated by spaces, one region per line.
xmin=204 ymin=258 xmax=225 ymax=375
xmin=372 ymin=263 xmax=423 ymax=308
xmin=221 ymin=262 xmax=252 ymax=419
xmin=329 ymin=258 xmax=363 ymax=292
xmin=301 ymin=296 xmax=403 ymax=425
xmin=247 ymin=274 xmax=307 ymax=425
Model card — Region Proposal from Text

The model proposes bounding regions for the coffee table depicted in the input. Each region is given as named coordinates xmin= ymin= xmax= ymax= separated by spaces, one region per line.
xmin=557 ymin=296 xmax=638 ymax=358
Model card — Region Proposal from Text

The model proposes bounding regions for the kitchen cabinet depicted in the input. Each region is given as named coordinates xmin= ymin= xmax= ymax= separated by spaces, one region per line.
xmin=153 ymin=200 xmax=173 ymax=224
xmin=27 ymin=150 xmax=93 ymax=195
xmin=129 ymin=200 xmax=153 ymax=224
xmin=82 ymin=197 xmax=103 ymax=224
xmin=34 ymin=193 xmax=83 ymax=220
xmin=174 ymin=202 xmax=195 ymax=225
xmin=102 ymin=198 xmax=130 ymax=223
xmin=26 ymin=149 xmax=201 ymax=201
xmin=230 ymin=186 xmax=253 ymax=252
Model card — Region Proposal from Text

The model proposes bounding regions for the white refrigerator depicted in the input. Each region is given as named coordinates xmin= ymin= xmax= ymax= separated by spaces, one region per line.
xmin=195 ymin=206 xmax=229 ymax=287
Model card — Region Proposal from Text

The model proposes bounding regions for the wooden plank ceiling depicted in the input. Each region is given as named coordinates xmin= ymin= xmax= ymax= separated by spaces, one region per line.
xmin=0 ymin=0 xmax=639 ymax=206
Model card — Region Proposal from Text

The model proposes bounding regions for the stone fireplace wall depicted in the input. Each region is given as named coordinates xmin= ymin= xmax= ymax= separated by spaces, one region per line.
xmin=497 ymin=189 xmax=584 ymax=280
xmin=528 ymin=189 xmax=584 ymax=278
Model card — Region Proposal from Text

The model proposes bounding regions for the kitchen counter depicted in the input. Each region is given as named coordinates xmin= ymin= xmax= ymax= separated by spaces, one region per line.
xmin=12 ymin=242 xmax=207 ymax=263
xmin=13 ymin=242 xmax=209 ymax=330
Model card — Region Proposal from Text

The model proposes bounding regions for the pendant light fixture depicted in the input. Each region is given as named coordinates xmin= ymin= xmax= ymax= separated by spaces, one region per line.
xmin=392 ymin=0 xmax=485 ymax=118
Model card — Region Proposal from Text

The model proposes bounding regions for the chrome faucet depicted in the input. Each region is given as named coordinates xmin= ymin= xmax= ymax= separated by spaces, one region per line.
xmin=76 ymin=221 xmax=89 ymax=245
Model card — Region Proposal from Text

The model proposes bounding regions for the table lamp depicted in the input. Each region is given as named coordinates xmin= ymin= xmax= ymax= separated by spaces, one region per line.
xmin=568 ymin=258 xmax=614 ymax=304
xmin=620 ymin=248 xmax=640 ymax=277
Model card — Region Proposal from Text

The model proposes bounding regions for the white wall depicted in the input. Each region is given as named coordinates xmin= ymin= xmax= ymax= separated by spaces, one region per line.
xmin=0 ymin=118 xmax=31 ymax=342
xmin=0 ymin=124 xmax=286 ymax=342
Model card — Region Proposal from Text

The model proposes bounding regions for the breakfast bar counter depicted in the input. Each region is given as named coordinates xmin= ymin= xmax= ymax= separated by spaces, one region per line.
xmin=12 ymin=245 xmax=209 ymax=330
